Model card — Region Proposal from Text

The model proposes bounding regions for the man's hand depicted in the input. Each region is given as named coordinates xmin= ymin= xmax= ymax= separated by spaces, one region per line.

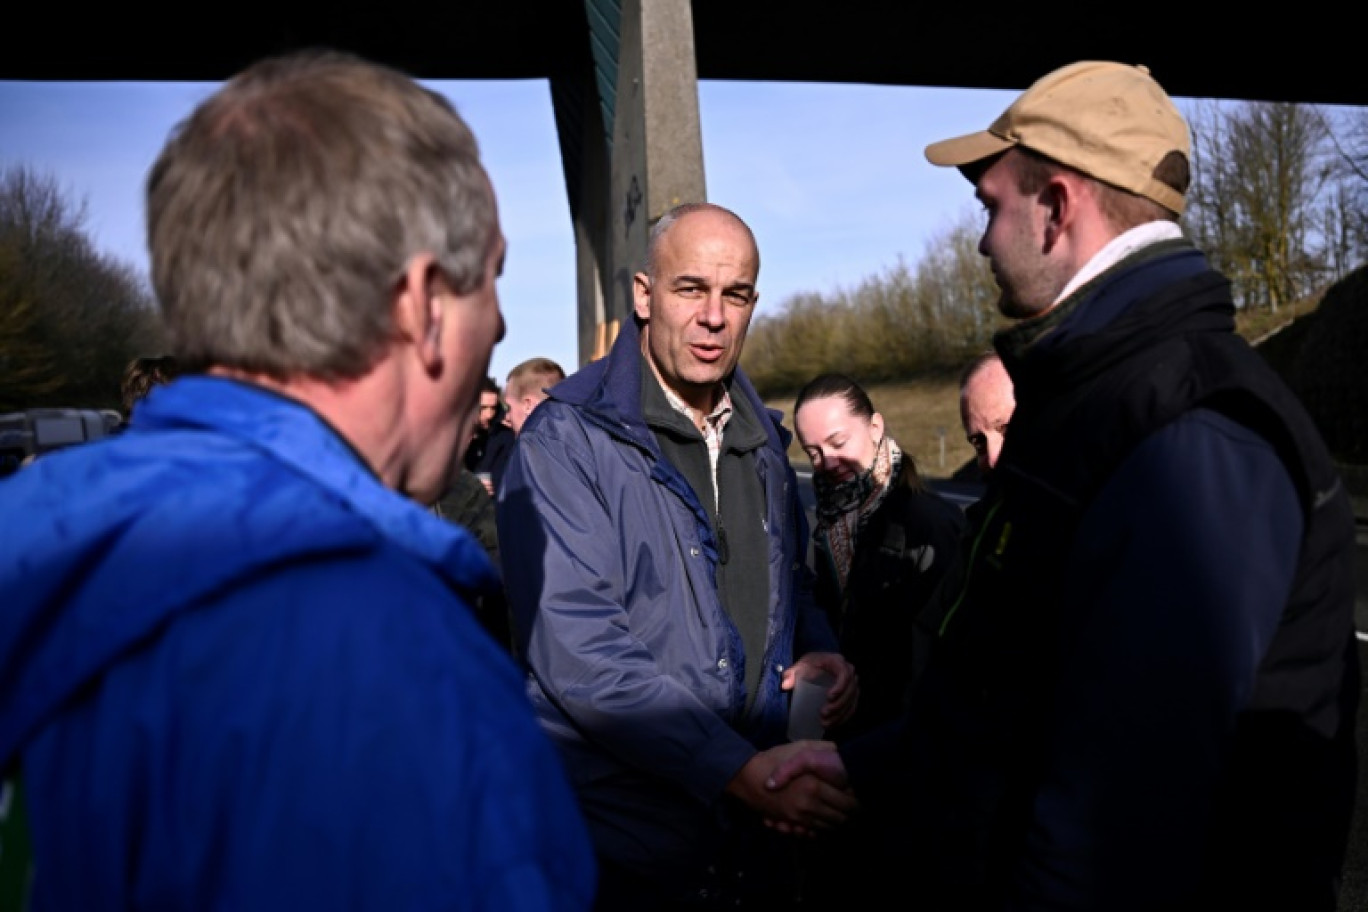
xmin=761 ymin=741 xmax=853 ymax=834
xmin=785 ymin=652 xmax=858 ymax=728
xmin=765 ymin=740 xmax=848 ymax=790
xmin=725 ymin=742 xmax=857 ymax=836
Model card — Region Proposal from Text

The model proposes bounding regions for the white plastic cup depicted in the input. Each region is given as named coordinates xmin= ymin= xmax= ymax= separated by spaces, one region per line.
xmin=787 ymin=668 xmax=835 ymax=741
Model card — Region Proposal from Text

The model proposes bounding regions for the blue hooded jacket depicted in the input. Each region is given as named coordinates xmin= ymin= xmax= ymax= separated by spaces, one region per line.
xmin=0 ymin=376 xmax=594 ymax=911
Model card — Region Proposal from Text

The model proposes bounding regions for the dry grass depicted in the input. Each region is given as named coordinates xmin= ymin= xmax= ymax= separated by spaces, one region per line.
xmin=1235 ymin=294 xmax=1324 ymax=345
xmin=765 ymin=372 xmax=975 ymax=481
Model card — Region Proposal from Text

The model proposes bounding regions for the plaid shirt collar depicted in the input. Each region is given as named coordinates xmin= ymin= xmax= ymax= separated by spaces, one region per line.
xmin=662 ymin=382 xmax=733 ymax=442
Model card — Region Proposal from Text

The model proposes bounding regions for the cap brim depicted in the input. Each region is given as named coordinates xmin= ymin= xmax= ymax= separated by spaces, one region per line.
xmin=925 ymin=130 xmax=1014 ymax=167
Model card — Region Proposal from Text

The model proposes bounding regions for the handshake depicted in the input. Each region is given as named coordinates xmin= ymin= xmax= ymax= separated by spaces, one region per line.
xmin=727 ymin=739 xmax=857 ymax=836
xmin=723 ymin=650 xmax=861 ymax=836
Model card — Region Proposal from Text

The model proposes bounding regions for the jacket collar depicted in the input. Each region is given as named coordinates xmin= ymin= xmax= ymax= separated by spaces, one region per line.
xmin=549 ymin=317 xmax=788 ymax=458
xmin=995 ymin=238 xmax=1226 ymax=388
xmin=138 ymin=376 xmax=497 ymax=593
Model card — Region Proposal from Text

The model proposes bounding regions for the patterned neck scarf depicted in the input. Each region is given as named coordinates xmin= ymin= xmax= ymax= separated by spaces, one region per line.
xmin=813 ymin=434 xmax=903 ymax=591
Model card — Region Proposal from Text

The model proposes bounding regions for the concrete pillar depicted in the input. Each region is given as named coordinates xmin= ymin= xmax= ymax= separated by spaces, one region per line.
xmin=551 ymin=60 xmax=612 ymax=368
xmin=603 ymin=0 xmax=706 ymax=354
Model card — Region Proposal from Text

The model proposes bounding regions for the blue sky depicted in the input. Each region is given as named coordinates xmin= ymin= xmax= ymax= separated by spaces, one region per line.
xmin=13 ymin=76 xmax=1285 ymax=386
xmin=0 ymin=76 xmax=1023 ymax=384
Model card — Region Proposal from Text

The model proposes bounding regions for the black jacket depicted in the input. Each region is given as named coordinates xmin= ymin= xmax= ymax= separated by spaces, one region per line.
xmin=433 ymin=467 xmax=513 ymax=651
xmin=475 ymin=423 xmax=516 ymax=493
xmin=813 ymin=471 xmax=966 ymax=740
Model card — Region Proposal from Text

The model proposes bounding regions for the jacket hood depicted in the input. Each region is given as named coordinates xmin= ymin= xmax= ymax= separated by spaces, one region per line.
xmin=0 ymin=376 xmax=496 ymax=769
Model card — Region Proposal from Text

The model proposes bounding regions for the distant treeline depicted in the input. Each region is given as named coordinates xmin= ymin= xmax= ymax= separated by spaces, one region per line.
xmin=741 ymin=211 xmax=1002 ymax=398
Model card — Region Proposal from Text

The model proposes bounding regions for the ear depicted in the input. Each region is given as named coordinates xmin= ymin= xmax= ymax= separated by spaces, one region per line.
xmin=632 ymin=271 xmax=652 ymax=322
xmin=1041 ymin=176 xmax=1073 ymax=251
xmin=870 ymin=411 xmax=885 ymax=441
xmin=393 ymin=253 xmax=446 ymax=374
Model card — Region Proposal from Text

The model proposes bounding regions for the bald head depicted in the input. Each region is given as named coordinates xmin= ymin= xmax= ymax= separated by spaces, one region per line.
xmin=645 ymin=202 xmax=760 ymax=280
xmin=960 ymin=352 xmax=1015 ymax=478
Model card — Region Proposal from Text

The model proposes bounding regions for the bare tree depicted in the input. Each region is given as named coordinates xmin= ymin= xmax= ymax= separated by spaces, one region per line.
xmin=1185 ymin=100 xmax=1340 ymax=313
xmin=1319 ymin=106 xmax=1368 ymax=263
xmin=1186 ymin=100 xmax=1244 ymax=288
xmin=914 ymin=206 xmax=1001 ymax=352
xmin=0 ymin=165 xmax=163 ymax=411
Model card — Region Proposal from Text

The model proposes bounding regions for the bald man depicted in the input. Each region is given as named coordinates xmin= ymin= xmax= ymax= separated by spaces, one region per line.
xmin=498 ymin=202 xmax=856 ymax=910
xmin=958 ymin=350 xmax=1014 ymax=479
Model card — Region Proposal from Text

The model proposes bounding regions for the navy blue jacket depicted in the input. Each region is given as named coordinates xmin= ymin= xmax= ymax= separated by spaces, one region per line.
xmin=497 ymin=319 xmax=837 ymax=881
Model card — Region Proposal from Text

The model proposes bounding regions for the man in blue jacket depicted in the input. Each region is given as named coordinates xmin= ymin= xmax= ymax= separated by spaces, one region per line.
xmin=0 ymin=49 xmax=594 ymax=911
xmin=767 ymin=61 xmax=1359 ymax=911
xmin=497 ymin=202 xmax=858 ymax=910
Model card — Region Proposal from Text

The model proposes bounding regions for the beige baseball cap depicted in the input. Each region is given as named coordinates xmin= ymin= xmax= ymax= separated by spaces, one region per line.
xmin=925 ymin=60 xmax=1190 ymax=215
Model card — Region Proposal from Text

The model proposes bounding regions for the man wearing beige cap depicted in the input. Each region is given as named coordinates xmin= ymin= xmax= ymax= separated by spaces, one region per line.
xmin=766 ymin=61 xmax=1358 ymax=911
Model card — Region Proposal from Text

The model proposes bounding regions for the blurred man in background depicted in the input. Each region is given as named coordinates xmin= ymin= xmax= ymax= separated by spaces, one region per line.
xmin=465 ymin=375 xmax=508 ymax=473
xmin=502 ymin=356 xmax=566 ymax=437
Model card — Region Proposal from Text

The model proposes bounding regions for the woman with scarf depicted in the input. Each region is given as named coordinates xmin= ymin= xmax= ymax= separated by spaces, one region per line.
xmin=793 ymin=372 xmax=967 ymax=742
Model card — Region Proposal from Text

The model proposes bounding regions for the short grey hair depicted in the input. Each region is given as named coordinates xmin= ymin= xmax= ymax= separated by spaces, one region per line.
xmin=146 ymin=49 xmax=497 ymax=380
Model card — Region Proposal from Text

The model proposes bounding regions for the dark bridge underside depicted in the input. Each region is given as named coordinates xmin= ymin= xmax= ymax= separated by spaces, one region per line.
xmin=3 ymin=4 xmax=1362 ymax=108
